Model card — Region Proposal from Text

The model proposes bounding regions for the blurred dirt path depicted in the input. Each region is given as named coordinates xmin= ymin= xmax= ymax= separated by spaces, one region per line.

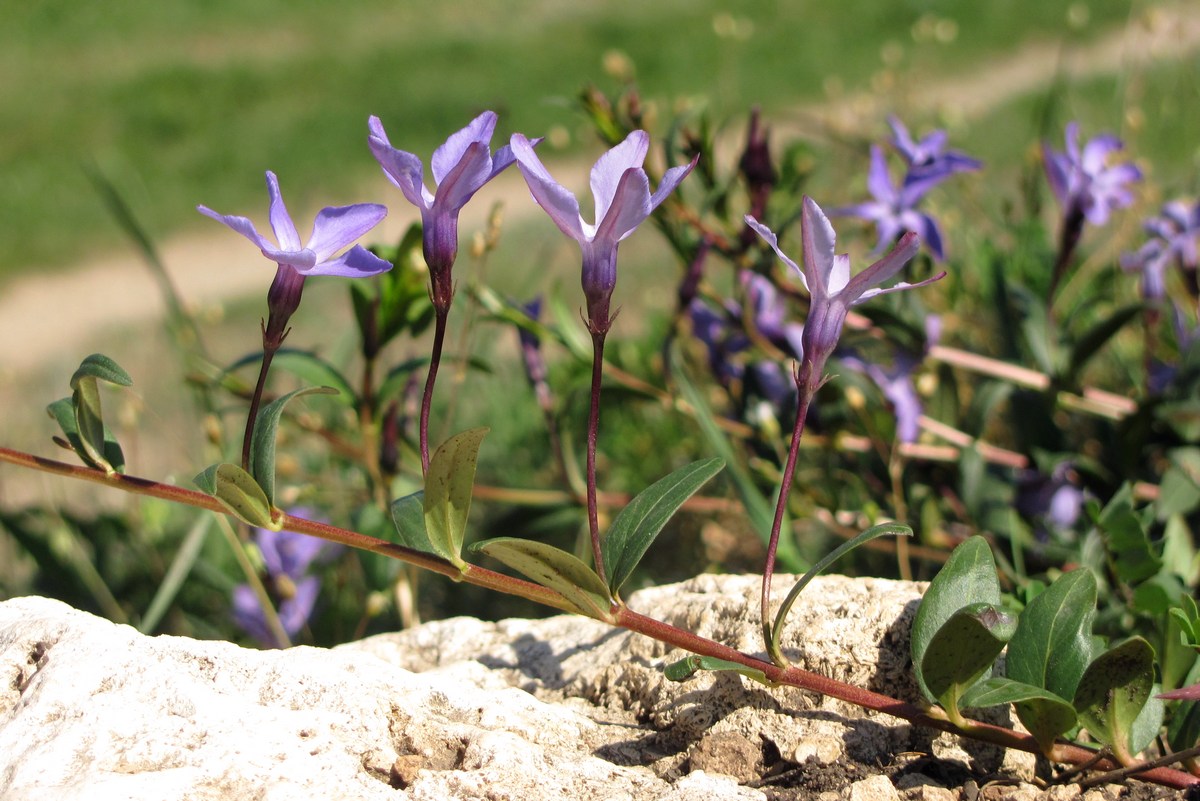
xmin=1 ymin=4 xmax=1197 ymax=377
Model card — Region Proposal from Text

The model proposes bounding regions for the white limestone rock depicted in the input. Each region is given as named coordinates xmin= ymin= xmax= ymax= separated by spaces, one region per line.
xmin=0 ymin=574 xmax=940 ymax=799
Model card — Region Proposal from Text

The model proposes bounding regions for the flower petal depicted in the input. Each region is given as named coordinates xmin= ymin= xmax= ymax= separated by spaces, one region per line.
xmin=265 ymin=172 xmax=303 ymax=252
xmin=866 ymin=146 xmax=896 ymax=204
xmin=197 ymin=206 xmax=275 ymax=252
xmin=308 ymin=244 xmax=393 ymax=278
xmin=368 ymin=116 xmax=432 ymax=210
xmin=801 ymin=196 xmax=838 ymax=298
xmin=649 ymin=155 xmax=698 ymax=210
xmin=744 ymin=215 xmax=807 ymax=294
xmin=843 ymin=231 xmax=921 ymax=303
xmin=591 ymin=130 xmax=649 ymax=223
xmin=432 ymin=141 xmax=492 ymax=212
xmin=431 ymin=110 xmax=497 ymax=187
xmin=511 ymin=133 xmax=585 ymax=241
xmin=306 ymin=203 xmax=387 ymax=261
xmin=595 ymin=168 xmax=651 ymax=245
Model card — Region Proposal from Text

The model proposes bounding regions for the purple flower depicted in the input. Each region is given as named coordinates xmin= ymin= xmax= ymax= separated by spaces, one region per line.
xmin=833 ymin=146 xmax=947 ymax=261
xmin=747 ymin=197 xmax=939 ymax=384
xmin=231 ymin=515 xmax=343 ymax=649
xmin=198 ymin=171 xmax=391 ymax=343
xmin=740 ymin=271 xmax=805 ymax=360
xmin=1043 ymin=122 xmax=1141 ymax=227
xmin=842 ymin=316 xmax=941 ymax=444
xmin=369 ymin=112 xmax=517 ymax=308
xmin=511 ymin=130 xmax=696 ymax=334
xmin=1015 ymin=464 xmax=1087 ymax=538
xmin=1120 ymin=199 xmax=1200 ymax=302
xmin=887 ymin=116 xmax=982 ymax=194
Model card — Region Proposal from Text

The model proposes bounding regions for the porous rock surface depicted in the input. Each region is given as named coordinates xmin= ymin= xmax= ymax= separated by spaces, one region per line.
xmin=0 ymin=574 xmax=998 ymax=799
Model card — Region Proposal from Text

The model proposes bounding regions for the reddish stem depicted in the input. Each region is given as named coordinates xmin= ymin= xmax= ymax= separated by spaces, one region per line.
xmin=419 ymin=307 xmax=450 ymax=475
xmin=586 ymin=332 xmax=608 ymax=585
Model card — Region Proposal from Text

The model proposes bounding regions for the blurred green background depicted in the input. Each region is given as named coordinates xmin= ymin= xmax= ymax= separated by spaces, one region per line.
xmin=3 ymin=0 xmax=1190 ymax=281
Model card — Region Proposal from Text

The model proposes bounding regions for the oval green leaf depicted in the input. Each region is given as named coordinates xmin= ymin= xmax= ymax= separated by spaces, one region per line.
xmin=194 ymin=462 xmax=278 ymax=530
xmin=1006 ymin=568 xmax=1097 ymax=700
xmin=472 ymin=537 xmax=612 ymax=620
xmin=663 ymin=655 xmax=772 ymax=686
xmin=922 ymin=602 xmax=1016 ymax=718
xmin=1073 ymin=636 xmax=1155 ymax=754
xmin=390 ymin=490 xmax=445 ymax=562
xmin=423 ymin=428 xmax=488 ymax=567
xmin=70 ymin=353 xmax=133 ymax=387
xmin=249 ymin=386 xmax=339 ymax=506
xmin=960 ymin=677 xmax=1077 ymax=755
xmin=602 ymin=457 xmax=724 ymax=596
xmin=911 ymin=536 xmax=1002 ymax=702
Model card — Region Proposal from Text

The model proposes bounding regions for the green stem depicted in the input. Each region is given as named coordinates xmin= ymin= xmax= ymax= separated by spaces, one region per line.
xmin=586 ymin=332 xmax=608 ymax=586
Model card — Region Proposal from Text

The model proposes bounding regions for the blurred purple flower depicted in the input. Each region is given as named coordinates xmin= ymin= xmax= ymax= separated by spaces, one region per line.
xmin=740 ymin=271 xmax=806 ymax=359
xmin=688 ymin=299 xmax=746 ymax=387
xmin=369 ymin=112 xmax=517 ymax=307
xmin=887 ymin=116 xmax=982 ymax=194
xmin=198 ymin=172 xmax=391 ymax=344
xmin=1043 ymin=122 xmax=1141 ymax=228
xmin=832 ymin=146 xmax=947 ymax=261
xmin=232 ymin=514 xmax=343 ymax=649
xmin=1120 ymin=199 xmax=1200 ymax=302
xmin=1015 ymin=464 xmax=1087 ymax=538
xmin=842 ymin=316 xmax=941 ymax=444
xmin=746 ymin=196 xmax=938 ymax=384
xmin=511 ymin=130 xmax=696 ymax=334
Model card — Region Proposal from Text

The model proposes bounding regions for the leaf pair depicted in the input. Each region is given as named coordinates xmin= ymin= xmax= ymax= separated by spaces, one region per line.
xmin=194 ymin=386 xmax=337 ymax=529
xmin=47 ymin=354 xmax=133 ymax=475
xmin=914 ymin=537 xmax=1162 ymax=759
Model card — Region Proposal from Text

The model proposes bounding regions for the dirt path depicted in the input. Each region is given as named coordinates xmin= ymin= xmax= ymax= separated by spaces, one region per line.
xmin=1 ymin=4 xmax=1198 ymax=378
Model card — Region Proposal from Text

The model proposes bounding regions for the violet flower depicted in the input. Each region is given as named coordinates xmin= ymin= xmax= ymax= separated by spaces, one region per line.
xmin=746 ymin=196 xmax=938 ymax=384
xmin=232 ymin=515 xmax=343 ymax=649
xmin=510 ymin=130 xmax=697 ymax=334
xmin=368 ymin=111 xmax=517 ymax=310
xmin=198 ymin=171 xmax=391 ymax=345
xmin=842 ymin=316 xmax=941 ymax=444
xmin=1043 ymin=122 xmax=1141 ymax=228
xmin=1121 ymin=199 xmax=1200 ymax=302
xmin=887 ymin=116 xmax=982 ymax=195
xmin=833 ymin=145 xmax=948 ymax=261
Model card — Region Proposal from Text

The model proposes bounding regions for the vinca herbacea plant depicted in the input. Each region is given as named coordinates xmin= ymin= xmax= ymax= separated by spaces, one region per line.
xmin=6 ymin=86 xmax=1200 ymax=794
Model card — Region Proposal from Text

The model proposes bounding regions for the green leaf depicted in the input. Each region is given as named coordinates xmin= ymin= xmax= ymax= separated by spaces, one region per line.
xmin=911 ymin=536 xmax=1003 ymax=702
xmin=1006 ymin=568 xmax=1097 ymax=700
xmin=1169 ymin=595 xmax=1200 ymax=650
xmin=921 ymin=602 xmax=1016 ymax=719
xmin=663 ymin=655 xmax=773 ymax=686
xmin=472 ymin=537 xmax=612 ymax=620
xmin=194 ymin=463 xmax=278 ymax=530
xmin=1157 ymin=448 xmax=1200 ymax=521
xmin=770 ymin=522 xmax=909 ymax=665
xmin=389 ymin=491 xmax=443 ymax=561
xmin=1129 ymin=691 xmax=1165 ymax=756
xmin=673 ymin=357 xmax=803 ymax=570
xmin=960 ymin=677 xmax=1077 ymax=754
xmin=1092 ymin=484 xmax=1162 ymax=583
xmin=1073 ymin=637 xmax=1156 ymax=754
xmin=602 ymin=457 xmax=724 ymax=596
xmin=423 ymin=428 xmax=488 ymax=568
xmin=249 ymin=386 xmax=339 ymax=506
xmin=47 ymin=396 xmax=126 ymax=474
xmin=70 ymin=353 xmax=133 ymax=387
xmin=1066 ymin=304 xmax=1144 ymax=385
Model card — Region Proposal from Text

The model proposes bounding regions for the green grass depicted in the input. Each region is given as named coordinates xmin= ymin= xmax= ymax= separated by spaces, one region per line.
xmin=0 ymin=0 xmax=1147 ymax=279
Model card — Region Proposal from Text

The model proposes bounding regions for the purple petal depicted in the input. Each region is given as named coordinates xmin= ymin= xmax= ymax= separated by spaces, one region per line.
xmin=1081 ymin=133 xmax=1124 ymax=174
xmin=855 ymin=269 xmax=945 ymax=305
xmin=309 ymin=245 xmax=393 ymax=278
xmin=744 ymin=215 xmax=807 ymax=293
xmin=265 ymin=172 xmax=302 ymax=252
xmin=433 ymin=141 xmax=493 ymax=212
xmin=649 ymin=155 xmax=698 ymax=210
xmin=511 ymin=133 xmax=584 ymax=241
xmin=278 ymin=576 xmax=321 ymax=636
xmin=1042 ymin=148 xmax=1071 ymax=206
xmin=595 ymin=168 xmax=651 ymax=245
xmin=306 ymin=203 xmax=387 ymax=261
xmin=866 ymin=146 xmax=897 ymax=204
xmin=591 ymin=131 xmax=650 ymax=223
xmin=197 ymin=206 xmax=275 ymax=253
xmin=368 ymin=116 xmax=431 ymax=210
xmin=843 ymin=231 xmax=921 ymax=302
xmin=231 ymin=584 xmax=275 ymax=647
xmin=431 ymin=110 xmax=497 ymax=187
xmin=801 ymin=196 xmax=838 ymax=298
xmin=827 ymin=254 xmax=851 ymax=295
